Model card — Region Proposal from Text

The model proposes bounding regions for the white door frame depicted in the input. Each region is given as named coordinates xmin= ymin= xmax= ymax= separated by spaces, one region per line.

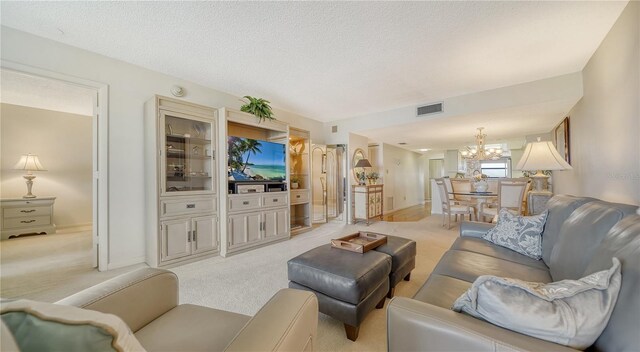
xmin=2 ymin=60 xmax=109 ymax=271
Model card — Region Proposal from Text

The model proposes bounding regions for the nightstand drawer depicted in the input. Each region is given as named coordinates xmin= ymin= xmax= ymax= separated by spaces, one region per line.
xmin=3 ymin=206 xmax=52 ymax=218
xmin=3 ymin=215 xmax=52 ymax=229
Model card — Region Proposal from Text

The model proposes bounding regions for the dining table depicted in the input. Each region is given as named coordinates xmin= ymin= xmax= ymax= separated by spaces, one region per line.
xmin=449 ymin=191 xmax=498 ymax=221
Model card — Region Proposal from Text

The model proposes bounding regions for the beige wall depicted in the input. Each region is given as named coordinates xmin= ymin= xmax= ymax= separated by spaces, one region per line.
xmin=381 ymin=143 xmax=425 ymax=212
xmin=1 ymin=103 xmax=93 ymax=228
xmin=553 ymin=2 xmax=639 ymax=205
xmin=1 ymin=27 xmax=324 ymax=268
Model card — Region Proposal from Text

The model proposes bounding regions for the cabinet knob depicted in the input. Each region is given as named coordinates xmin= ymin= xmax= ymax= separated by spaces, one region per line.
xmin=273 ymin=199 xmax=278 ymax=202
xmin=296 ymin=195 xmax=301 ymax=198
xmin=20 ymin=210 xmax=36 ymax=213
xmin=186 ymin=204 xmax=196 ymax=208
xmin=242 ymin=201 xmax=250 ymax=205
xmin=21 ymin=220 xmax=36 ymax=224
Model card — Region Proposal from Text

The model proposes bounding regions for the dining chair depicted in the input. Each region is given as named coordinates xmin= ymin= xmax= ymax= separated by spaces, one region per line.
xmin=479 ymin=179 xmax=528 ymax=222
xmin=435 ymin=178 xmax=475 ymax=229
xmin=450 ymin=178 xmax=473 ymax=205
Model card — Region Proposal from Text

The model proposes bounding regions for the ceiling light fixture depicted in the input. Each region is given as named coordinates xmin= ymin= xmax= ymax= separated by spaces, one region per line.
xmin=460 ymin=127 xmax=503 ymax=160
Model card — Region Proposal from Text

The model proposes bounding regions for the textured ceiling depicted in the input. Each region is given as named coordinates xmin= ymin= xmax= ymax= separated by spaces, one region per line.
xmin=0 ymin=1 xmax=627 ymax=122
xmin=359 ymin=99 xmax=576 ymax=151
xmin=1 ymin=69 xmax=94 ymax=116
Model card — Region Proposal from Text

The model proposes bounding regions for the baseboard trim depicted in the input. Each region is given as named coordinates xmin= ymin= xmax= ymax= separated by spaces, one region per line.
xmin=107 ymin=256 xmax=146 ymax=271
xmin=56 ymin=223 xmax=93 ymax=233
xmin=385 ymin=201 xmax=425 ymax=215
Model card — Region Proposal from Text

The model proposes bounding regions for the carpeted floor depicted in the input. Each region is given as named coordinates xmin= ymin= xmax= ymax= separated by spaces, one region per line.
xmin=172 ymin=215 xmax=458 ymax=351
xmin=0 ymin=215 xmax=460 ymax=351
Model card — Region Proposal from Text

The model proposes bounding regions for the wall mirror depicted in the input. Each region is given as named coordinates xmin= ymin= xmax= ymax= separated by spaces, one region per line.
xmin=352 ymin=148 xmax=366 ymax=184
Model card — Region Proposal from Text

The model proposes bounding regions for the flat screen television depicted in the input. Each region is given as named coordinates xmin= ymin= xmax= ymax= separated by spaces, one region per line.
xmin=228 ymin=136 xmax=286 ymax=182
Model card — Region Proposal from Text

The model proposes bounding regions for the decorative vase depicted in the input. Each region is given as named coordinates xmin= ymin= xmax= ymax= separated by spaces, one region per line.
xmin=291 ymin=182 xmax=299 ymax=189
xmin=475 ymin=179 xmax=489 ymax=192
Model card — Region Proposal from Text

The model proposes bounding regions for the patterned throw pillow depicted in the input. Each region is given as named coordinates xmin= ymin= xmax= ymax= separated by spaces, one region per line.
xmin=482 ymin=208 xmax=548 ymax=259
xmin=452 ymin=258 xmax=621 ymax=349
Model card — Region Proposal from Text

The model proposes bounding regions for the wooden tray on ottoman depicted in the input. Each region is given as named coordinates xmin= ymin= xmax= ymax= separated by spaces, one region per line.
xmin=331 ymin=231 xmax=387 ymax=253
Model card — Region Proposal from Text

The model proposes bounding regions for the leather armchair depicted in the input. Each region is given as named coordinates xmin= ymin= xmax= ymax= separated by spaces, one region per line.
xmin=56 ymin=268 xmax=318 ymax=351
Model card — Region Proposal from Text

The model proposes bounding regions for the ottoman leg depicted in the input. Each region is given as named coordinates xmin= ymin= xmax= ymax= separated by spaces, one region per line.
xmin=344 ymin=324 xmax=359 ymax=341
xmin=404 ymin=272 xmax=411 ymax=281
xmin=375 ymin=296 xmax=386 ymax=309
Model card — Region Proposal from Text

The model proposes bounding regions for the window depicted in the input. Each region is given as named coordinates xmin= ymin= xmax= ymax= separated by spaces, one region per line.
xmin=480 ymin=159 xmax=511 ymax=178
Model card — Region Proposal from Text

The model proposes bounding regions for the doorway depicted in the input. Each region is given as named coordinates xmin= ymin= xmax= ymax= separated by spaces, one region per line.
xmin=311 ymin=144 xmax=347 ymax=224
xmin=0 ymin=62 xmax=108 ymax=272
xmin=427 ymin=159 xmax=445 ymax=200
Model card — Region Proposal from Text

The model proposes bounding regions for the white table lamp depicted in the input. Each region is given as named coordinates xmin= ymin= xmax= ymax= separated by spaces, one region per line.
xmin=516 ymin=138 xmax=572 ymax=192
xmin=14 ymin=154 xmax=47 ymax=198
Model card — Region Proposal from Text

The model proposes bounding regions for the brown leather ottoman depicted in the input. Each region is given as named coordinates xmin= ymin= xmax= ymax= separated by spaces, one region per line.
xmin=373 ymin=235 xmax=416 ymax=298
xmin=287 ymin=244 xmax=391 ymax=341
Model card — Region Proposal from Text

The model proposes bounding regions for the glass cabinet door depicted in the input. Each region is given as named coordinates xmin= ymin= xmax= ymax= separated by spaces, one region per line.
xmin=162 ymin=111 xmax=215 ymax=195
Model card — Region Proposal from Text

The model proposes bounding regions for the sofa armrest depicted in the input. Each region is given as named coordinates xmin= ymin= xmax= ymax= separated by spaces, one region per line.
xmin=225 ymin=289 xmax=318 ymax=352
xmin=460 ymin=221 xmax=494 ymax=238
xmin=56 ymin=268 xmax=178 ymax=332
xmin=387 ymin=297 xmax=578 ymax=352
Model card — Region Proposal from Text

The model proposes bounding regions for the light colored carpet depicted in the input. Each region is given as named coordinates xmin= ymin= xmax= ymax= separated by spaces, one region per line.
xmin=171 ymin=216 xmax=459 ymax=351
xmin=0 ymin=215 xmax=460 ymax=351
xmin=0 ymin=230 xmax=146 ymax=302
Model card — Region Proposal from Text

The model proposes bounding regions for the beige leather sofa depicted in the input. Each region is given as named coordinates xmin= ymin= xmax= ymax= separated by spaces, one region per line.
xmin=4 ymin=268 xmax=319 ymax=351
xmin=388 ymin=195 xmax=640 ymax=351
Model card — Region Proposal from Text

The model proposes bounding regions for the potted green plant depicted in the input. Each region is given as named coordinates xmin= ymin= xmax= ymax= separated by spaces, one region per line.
xmin=290 ymin=176 xmax=299 ymax=189
xmin=240 ymin=96 xmax=275 ymax=122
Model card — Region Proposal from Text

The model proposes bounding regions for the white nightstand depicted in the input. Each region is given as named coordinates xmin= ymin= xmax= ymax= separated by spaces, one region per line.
xmin=1 ymin=197 xmax=56 ymax=240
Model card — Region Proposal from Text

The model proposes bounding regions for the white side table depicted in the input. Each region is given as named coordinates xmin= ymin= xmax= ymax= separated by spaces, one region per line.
xmin=1 ymin=197 xmax=56 ymax=240
xmin=528 ymin=191 xmax=552 ymax=215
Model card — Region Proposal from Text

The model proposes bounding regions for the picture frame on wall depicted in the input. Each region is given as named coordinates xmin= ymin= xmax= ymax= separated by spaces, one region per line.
xmin=553 ymin=116 xmax=570 ymax=165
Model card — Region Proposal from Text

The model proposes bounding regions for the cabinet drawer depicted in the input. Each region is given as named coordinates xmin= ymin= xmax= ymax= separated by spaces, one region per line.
xmin=3 ymin=206 xmax=51 ymax=218
xmin=290 ymin=190 xmax=309 ymax=204
xmin=161 ymin=198 xmax=215 ymax=217
xmin=228 ymin=196 xmax=261 ymax=212
xmin=3 ymin=215 xmax=51 ymax=229
xmin=263 ymin=193 xmax=288 ymax=208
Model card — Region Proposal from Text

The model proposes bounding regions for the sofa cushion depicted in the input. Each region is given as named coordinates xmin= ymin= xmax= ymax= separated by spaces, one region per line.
xmin=450 ymin=237 xmax=548 ymax=270
xmin=412 ymin=274 xmax=471 ymax=309
xmin=1 ymin=299 xmax=145 ymax=352
xmin=134 ymin=304 xmax=250 ymax=352
xmin=583 ymin=215 xmax=640 ymax=352
xmin=452 ymin=258 xmax=621 ymax=350
xmin=433 ymin=250 xmax=552 ymax=284
xmin=541 ymin=195 xmax=594 ymax=265
xmin=549 ymin=201 xmax=637 ymax=281
xmin=482 ymin=209 xmax=547 ymax=259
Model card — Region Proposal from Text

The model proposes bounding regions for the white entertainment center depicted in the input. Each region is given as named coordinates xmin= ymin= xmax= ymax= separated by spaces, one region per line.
xmin=144 ymin=97 xmax=291 ymax=267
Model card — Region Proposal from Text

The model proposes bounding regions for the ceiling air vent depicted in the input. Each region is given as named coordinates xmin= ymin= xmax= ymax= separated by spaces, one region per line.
xmin=417 ymin=102 xmax=443 ymax=117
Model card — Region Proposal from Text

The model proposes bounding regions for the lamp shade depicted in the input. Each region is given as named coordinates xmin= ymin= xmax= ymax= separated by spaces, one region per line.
xmin=515 ymin=141 xmax=572 ymax=171
xmin=354 ymin=158 xmax=372 ymax=168
xmin=13 ymin=154 xmax=47 ymax=171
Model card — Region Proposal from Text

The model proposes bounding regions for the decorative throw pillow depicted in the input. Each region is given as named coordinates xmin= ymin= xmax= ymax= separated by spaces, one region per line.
xmin=1 ymin=299 xmax=146 ymax=352
xmin=452 ymin=258 xmax=621 ymax=349
xmin=482 ymin=208 xmax=548 ymax=259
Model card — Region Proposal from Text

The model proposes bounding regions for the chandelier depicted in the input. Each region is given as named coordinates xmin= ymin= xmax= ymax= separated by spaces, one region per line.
xmin=460 ymin=127 xmax=503 ymax=160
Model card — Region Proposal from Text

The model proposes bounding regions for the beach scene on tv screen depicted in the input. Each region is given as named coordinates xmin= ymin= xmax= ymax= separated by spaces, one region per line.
xmin=228 ymin=136 xmax=286 ymax=181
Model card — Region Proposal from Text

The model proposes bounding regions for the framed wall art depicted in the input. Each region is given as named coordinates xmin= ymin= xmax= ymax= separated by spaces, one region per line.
xmin=553 ymin=116 xmax=570 ymax=165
